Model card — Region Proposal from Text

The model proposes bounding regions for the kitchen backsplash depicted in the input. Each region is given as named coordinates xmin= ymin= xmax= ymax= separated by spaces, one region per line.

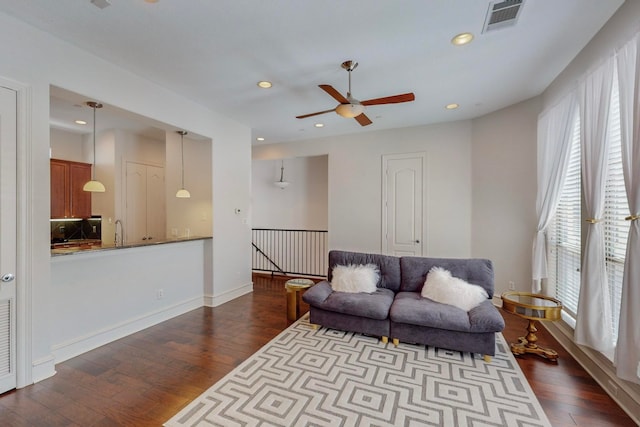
xmin=50 ymin=216 xmax=102 ymax=243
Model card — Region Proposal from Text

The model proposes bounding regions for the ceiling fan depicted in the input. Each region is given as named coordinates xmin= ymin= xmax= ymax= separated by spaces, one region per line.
xmin=296 ymin=60 xmax=415 ymax=126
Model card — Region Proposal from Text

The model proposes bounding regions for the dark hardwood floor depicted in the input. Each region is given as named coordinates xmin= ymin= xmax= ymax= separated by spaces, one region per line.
xmin=0 ymin=273 xmax=636 ymax=426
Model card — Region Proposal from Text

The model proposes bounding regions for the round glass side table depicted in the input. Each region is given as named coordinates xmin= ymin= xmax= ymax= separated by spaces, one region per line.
xmin=501 ymin=291 xmax=563 ymax=361
xmin=285 ymin=278 xmax=314 ymax=321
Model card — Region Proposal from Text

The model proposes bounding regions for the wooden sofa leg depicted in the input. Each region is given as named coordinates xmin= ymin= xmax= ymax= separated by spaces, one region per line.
xmin=311 ymin=324 xmax=319 ymax=330
xmin=392 ymin=338 xmax=399 ymax=347
xmin=483 ymin=355 xmax=491 ymax=363
xmin=381 ymin=336 xmax=388 ymax=344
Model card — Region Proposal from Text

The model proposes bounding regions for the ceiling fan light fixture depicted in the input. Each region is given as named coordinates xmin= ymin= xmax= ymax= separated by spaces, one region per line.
xmin=335 ymin=103 xmax=365 ymax=118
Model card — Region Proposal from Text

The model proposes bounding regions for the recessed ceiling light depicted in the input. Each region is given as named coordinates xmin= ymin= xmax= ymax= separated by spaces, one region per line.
xmin=75 ymin=120 xmax=87 ymax=125
xmin=257 ymin=81 xmax=272 ymax=89
xmin=314 ymin=123 xmax=324 ymax=128
xmin=445 ymin=103 xmax=459 ymax=110
xmin=451 ymin=32 xmax=474 ymax=46
xmin=256 ymin=137 xmax=265 ymax=141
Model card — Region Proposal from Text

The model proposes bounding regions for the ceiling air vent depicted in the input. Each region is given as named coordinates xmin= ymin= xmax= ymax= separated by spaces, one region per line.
xmin=483 ymin=0 xmax=524 ymax=33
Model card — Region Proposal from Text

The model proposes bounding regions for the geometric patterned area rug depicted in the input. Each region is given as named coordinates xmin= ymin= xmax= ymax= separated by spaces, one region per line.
xmin=165 ymin=314 xmax=551 ymax=427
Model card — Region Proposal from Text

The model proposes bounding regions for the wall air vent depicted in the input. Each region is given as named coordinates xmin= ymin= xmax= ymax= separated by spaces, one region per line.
xmin=483 ymin=0 xmax=524 ymax=33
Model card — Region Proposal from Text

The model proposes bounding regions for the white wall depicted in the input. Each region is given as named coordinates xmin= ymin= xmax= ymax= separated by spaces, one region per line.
xmin=50 ymin=240 xmax=206 ymax=363
xmin=471 ymin=97 xmax=541 ymax=295
xmin=0 ymin=11 xmax=251 ymax=385
xmin=543 ymin=1 xmax=640 ymax=110
xmin=253 ymin=105 xmax=542 ymax=297
xmin=49 ymin=128 xmax=85 ymax=162
xmin=253 ymin=121 xmax=473 ymax=257
xmin=252 ymin=156 xmax=328 ymax=230
xmin=166 ymin=132 xmax=213 ymax=239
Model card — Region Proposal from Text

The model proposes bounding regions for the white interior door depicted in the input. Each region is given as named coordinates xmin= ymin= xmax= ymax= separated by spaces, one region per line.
xmin=126 ymin=162 xmax=147 ymax=243
xmin=0 ymin=85 xmax=17 ymax=394
xmin=382 ymin=153 xmax=425 ymax=256
xmin=125 ymin=162 xmax=165 ymax=243
xmin=145 ymin=165 xmax=165 ymax=241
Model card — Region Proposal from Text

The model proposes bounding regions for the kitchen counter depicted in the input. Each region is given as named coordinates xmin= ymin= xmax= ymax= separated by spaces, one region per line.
xmin=51 ymin=236 xmax=212 ymax=256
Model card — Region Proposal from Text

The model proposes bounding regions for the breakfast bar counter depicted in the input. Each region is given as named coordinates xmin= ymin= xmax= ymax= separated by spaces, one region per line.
xmin=51 ymin=236 xmax=212 ymax=256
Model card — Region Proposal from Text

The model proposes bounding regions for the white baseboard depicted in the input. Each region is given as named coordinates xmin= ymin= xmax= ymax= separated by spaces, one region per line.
xmin=543 ymin=320 xmax=640 ymax=425
xmin=204 ymin=283 xmax=253 ymax=307
xmin=51 ymin=296 xmax=203 ymax=365
xmin=31 ymin=355 xmax=56 ymax=384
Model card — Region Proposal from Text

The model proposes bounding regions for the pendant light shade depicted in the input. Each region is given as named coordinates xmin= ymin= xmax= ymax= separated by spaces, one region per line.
xmin=176 ymin=130 xmax=191 ymax=198
xmin=274 ymin=160 xmax=290 ymax=189
xmin=83 ymin=101 xmax=106 ymax=192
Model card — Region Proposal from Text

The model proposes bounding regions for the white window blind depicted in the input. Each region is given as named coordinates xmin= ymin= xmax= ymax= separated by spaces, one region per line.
xmin=603 ymin=75 xmax=628 ymax=345
xmin=549 ymin=116 xmax=581 ymax=318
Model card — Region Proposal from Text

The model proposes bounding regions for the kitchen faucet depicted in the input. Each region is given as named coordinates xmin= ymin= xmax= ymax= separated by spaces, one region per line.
xmin=114 ymin=219 xmax=124 ymax=246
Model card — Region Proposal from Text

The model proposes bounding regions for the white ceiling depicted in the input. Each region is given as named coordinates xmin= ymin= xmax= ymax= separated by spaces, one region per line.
xmin=0 ymin=0 xmax=624 ymax=144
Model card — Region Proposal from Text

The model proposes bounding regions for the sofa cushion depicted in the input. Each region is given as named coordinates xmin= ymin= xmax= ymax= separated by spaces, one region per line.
xmin=331 ymin=264 xmax=379 ymax=293
xmin=328 ymin=250 xmax=401 ymax=292
xmin=390 ymin=292 xmax=504 ymax=333
xmin=305 ymin=284 xmax=395 ymax=321
xmin=400 ymin=257 xmax=495 ymax=297
xmin=421 ymin=267 xmax=488 ymax=311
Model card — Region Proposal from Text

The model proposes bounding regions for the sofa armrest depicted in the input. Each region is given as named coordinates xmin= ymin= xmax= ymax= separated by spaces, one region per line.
xmin=468 ymin=300 xmax=505 ymax=332
xmin=302 ymin=280 xmax=333 ymax=306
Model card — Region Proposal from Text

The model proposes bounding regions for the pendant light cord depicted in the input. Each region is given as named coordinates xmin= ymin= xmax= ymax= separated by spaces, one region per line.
xmin=181 ymin=134 xmax=185 ymax=188
xmin=92 ymin=104 xmax=97 ymax=180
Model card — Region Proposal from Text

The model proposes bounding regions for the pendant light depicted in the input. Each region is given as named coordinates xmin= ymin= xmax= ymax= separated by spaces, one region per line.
xmin=274 ymin=159 xmax=290 ymax=189
xmin=176 ymin=130 xmax=191 ymax=198
xmin=83 ymin=101 xmax=106 ymax=192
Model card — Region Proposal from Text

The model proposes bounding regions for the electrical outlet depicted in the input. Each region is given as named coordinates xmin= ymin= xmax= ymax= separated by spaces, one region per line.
xmin=156 ymin=289 xmax=164 ymax=299
xmin=508 ymin=281 xmax=516 ymax=290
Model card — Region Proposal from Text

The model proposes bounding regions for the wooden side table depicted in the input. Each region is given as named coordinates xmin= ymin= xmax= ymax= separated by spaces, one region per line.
xmin=285 ymin=278 xmax=314 ymax=321
xmin=501 ymin=291 xmax=563 ymax=361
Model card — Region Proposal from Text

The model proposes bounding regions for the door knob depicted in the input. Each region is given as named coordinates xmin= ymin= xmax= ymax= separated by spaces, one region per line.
xmin=415 ymin=240 xmax=420 ymax=243
xmin=1 ymin=273 xmax=15 ymax=282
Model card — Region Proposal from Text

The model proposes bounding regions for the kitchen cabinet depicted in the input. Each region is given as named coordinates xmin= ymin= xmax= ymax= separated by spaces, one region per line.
xmin=50 ymin=159 xmax=92 ymax=219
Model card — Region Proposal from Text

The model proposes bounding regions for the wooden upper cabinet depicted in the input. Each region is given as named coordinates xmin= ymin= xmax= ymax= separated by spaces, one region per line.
xmin=50 ymin=160 xmax=68 ymax=218
xmin=69 ymin=162 xmax=92 ymax=218
xmin=50 ymin=159 xmax=93 ymax=219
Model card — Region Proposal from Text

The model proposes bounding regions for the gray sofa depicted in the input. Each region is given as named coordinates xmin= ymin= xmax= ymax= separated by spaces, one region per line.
xmin=302 ymin=250 xmax=505 ymax=361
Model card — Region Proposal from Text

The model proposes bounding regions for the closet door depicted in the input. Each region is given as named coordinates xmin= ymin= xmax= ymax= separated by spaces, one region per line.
xmin=0 ymin=85 xmax=17 ymax=393
xmin=125 ymin=162 xmax=148 ymax=242
xmin=145 ymin=165 xmax=165 ymax=241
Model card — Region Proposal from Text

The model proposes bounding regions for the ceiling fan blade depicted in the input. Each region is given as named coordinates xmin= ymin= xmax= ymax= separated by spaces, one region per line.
xmin=296 ymin=108 xmax=335 ymax=119
xmin=319 ymin=84 xmax=349 ymax=104
xmin=361 ymin=92 xmax=415 ymax=106
xmin=354 ymin=113 xmax=372 ymax=126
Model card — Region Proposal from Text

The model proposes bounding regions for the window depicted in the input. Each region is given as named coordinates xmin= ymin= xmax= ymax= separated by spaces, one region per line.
xmin=548 ymin=70 xmax=629 ymax=349
xmin=549 ymin=116 xmax=581 ymax=318
xmin=603 ymin=75 xmax=629 ymax=345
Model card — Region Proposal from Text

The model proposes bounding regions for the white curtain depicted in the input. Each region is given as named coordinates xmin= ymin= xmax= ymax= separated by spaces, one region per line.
xmin=614 ymin=34 xmax=640 ymax=384
xmin=532 ymin=93 xmax=578 ymax=293
xmin=574 ymin=58 xmax=615 ymax=356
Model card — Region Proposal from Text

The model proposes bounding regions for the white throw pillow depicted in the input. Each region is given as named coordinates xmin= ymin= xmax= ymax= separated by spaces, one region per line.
xmin=421 ymin=266 xmax=488 ymax=311
xmin=331 ymin=264 xmax=380 ymax=293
